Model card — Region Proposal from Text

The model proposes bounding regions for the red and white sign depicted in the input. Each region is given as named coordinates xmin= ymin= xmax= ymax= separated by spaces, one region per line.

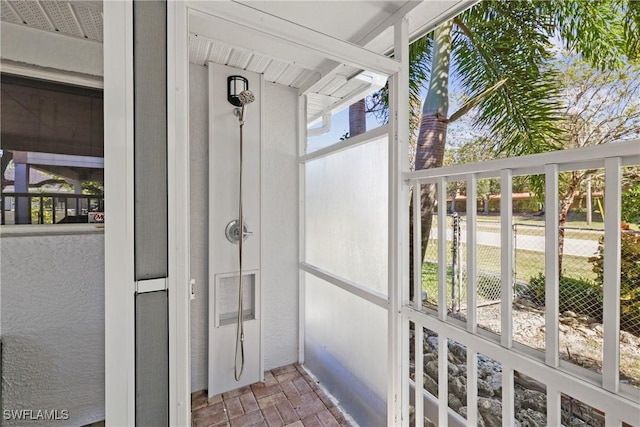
xmin=89 ymin=212 xmax=105 ymax=223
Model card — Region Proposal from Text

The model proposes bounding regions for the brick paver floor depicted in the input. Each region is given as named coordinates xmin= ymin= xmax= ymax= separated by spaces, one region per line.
xmin=192 ymin=364 xmax=353 ymax=427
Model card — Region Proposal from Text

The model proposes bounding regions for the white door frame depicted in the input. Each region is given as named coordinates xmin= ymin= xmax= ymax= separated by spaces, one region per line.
xmin=168 ymin=1 xmax=191 ymax=425
xmin=104 ymin=1 xmax=191 ymax=425
xmin=104 ymin=2 xmax=135 ymax=424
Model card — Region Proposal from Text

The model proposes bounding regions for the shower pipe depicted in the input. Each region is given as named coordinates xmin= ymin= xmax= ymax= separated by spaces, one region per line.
xmin=232 ymin=89 xmax=255 ymax=381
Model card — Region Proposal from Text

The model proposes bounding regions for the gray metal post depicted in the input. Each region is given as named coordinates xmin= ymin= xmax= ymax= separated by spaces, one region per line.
xmin=451 ymin=212 xmax=460 ymax=312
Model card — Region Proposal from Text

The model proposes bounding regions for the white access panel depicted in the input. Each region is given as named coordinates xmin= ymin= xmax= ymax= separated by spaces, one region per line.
xmin=209 ymin=271 xmax=261 ymax=396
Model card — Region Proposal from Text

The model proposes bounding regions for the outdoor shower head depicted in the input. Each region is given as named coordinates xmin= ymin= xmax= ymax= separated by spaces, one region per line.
xmin=238 ymin=90 xmax=255 ymax=105
xmin=235 ymin=90 xmax=255 ymax=123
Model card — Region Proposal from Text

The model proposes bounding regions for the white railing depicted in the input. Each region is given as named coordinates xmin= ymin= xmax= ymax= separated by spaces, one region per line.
xmin=405 ymin=139 xmax=640 ymax=426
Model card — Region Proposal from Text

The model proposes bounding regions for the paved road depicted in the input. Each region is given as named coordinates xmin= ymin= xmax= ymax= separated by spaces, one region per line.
xmin=433 ymin=228 xmax=599 ymax=257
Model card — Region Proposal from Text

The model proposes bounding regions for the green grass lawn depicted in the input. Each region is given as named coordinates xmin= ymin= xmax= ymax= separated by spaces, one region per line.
xmin=421 ymin=239 xmax=597 ymax=306
xmin=421 ymin=261 xmax=503 ymax=306
xmin=424 ymin=239 xmax=596 ymax=279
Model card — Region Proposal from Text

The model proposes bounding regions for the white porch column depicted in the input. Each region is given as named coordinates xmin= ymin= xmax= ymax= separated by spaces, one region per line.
xmin=388 ymin=16 xmax=410 ymax=427
xmin=104 ymin=1 xmax=135 ymax=425
xmin=70 ymin=180 xmax=82 ymax=194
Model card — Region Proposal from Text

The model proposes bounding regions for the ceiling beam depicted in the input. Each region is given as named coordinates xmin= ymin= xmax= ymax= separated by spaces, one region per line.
xmin=0 ymin=22 xmax=103 ymax=78
xmin=370 ymin=0 xmax=480 ymax=56
xmin=189 ymin=11 xmax=329 ymax=72
xmin=187 ymin=1 xmax=401 ymax=77
xmin=354 ymin=0 xmax=422 ymax=47
xmin=300 ymin=0 xmax=477 ymax=96
xmin=296 ymin=1 xmax=422 ymax=96
xmin=1 ymin=59 xmax=104 ymax=88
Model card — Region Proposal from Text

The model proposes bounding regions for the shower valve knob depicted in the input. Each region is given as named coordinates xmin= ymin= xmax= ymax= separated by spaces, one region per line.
xmin=225 ymin=220 xmax=251 ymax=244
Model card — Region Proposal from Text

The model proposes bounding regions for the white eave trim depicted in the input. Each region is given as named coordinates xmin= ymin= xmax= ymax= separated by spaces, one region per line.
xmin=0 ymin=59 xmax=104 ymax=89
xmin=0 ymin=21 xmax=103 ymax=79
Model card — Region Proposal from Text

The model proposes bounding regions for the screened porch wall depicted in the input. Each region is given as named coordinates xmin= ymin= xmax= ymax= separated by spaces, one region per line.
xmin=303 ymin=134 xmax=389 ymax=426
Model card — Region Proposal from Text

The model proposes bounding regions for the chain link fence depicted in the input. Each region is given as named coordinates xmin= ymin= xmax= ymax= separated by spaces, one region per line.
xmin=423 ymin=215 xmax=504 ymax=310
xmin=422 ymin=215 xmax=639 ymax=336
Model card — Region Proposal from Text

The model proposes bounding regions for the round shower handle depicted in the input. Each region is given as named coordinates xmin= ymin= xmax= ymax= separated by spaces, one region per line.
xmin=225 ymin=220 xmax=251 ymax=244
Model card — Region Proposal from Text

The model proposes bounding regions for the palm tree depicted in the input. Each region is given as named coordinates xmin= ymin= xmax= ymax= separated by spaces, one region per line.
xmin=362 ymin=0 xmax=640 ymax=297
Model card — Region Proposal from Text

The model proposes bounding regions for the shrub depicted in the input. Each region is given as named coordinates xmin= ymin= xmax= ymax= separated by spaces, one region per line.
xmin=589 ymin=222 xmax=640 ymax=335
xmin=526 ymin=273 xmax=603 ymax=321
xmin=621 ymin=183 xmax=640 ymax=226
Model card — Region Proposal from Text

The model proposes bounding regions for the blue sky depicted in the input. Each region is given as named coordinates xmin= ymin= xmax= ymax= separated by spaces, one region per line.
xmin=307 ymin=105 xmax=381 ymax=152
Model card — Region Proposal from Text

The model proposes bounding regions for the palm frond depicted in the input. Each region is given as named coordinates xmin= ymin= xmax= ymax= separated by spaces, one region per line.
xmin=452 ymin=1 xmax=563 ymax=155
xmin=621 ymin=0 xmax=640 ymax=61
xmin=544 ymin=0 xmax=628 ymax=69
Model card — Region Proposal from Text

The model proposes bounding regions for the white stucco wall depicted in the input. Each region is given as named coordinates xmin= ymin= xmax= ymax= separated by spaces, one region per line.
xmin=0 ymin=230 xmax=105 ymax=426
xmin=189 ymin=63 xmax=299 ymax=392
xmin=261 ymin=80 xmax=300 ymax=370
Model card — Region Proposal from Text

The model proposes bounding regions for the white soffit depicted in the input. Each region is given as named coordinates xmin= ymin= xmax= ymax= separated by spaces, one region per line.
xmin=0 ymin=0 xmax=103 ymax=43
xmin=189 ymin=33 xmax=320 ymax=90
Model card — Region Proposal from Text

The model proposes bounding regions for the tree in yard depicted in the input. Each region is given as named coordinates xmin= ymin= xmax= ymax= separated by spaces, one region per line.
xmin=354 ymin=1 xmax=640 ymax=297
xmin=443 ymin=137 xmax=502 ymax=214
xmin=554 ymin=60 xmax=640 ymax=274
xmin=351 ymin=1 xmax=640 ymax=297
xmin=408 ymin=2 xmax=567 ymax=288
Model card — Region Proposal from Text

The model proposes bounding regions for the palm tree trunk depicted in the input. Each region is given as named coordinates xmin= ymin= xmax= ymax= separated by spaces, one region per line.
xmin=416 ymin=116 xmax=449 ymax=251
xmin=349 ymin=99 xmax=367 ymax=137
xmin=409 ymin=22 xmax=452 ymax=301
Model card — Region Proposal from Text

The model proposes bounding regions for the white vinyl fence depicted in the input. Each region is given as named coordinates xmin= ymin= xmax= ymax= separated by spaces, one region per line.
xmin=406 ymin=140 xmax=640 ymax=426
